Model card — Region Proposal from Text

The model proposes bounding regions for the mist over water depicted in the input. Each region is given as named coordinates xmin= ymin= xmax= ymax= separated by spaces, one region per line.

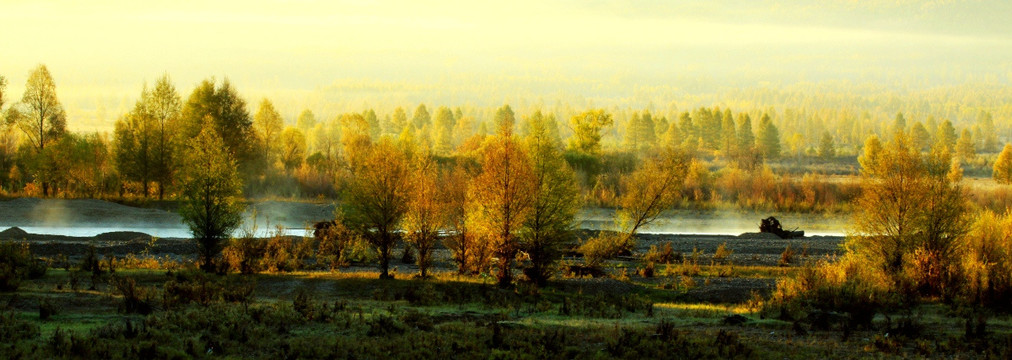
xmin=579 ymin=208 xmax=849 ymax=236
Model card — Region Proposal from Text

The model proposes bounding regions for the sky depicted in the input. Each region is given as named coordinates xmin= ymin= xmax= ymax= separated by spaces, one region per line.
xmin=2 ymin=0 xmax=1011 ymax=130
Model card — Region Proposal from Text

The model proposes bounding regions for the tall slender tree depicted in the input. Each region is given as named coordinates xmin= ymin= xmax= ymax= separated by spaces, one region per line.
xmin=5 ymin=65 xmax=66 ymax=196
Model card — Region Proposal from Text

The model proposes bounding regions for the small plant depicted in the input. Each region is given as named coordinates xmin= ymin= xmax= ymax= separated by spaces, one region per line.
xmin=639 ymin=261 xmax=655 ymax=278
xmin=644 ymin=242 xmax=677 ymax=264
xmin=39 ymin=300 xmax=57 ymax=320
xmin=778 ymin=245 xmax=795 ymax=266
xmin=714 ymin=242 xmax=733 ymax=262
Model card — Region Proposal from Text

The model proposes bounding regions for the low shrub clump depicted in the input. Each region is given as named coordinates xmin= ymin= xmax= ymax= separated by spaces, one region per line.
xmin=763 ymin=255 xmax=895 ymax=329
xmin=0 ymin=241 xmax=47 ymax=292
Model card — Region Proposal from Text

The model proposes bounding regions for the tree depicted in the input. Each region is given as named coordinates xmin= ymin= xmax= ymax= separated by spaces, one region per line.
xmin=114 ymin=105 xmax=156 ymax=196
xmin=412 ymin=104 xmax=430 ymax=129
xmin=719 ymin=110 xmax=736 ymax=157
xmin=296 ymin=109 xmax=317 ymax=133
xmin=892 ymin=113 xmax=907 ymax=136
xmin=433 ymin=106 xmax=455 ymax=155
xmin=567 ymin=109 xmax=613 ymax=155
xmin=5 ymin=65 xmax=67 ymax=196
xmin=521 ymin=110 xmax=580 ymax=285
xmin=402 ymin=156 xmax=443 ymax=278
xmin=859 ymin=135 xmax=884 ymax=176
xmin=346 ymin=139 xmax=410 ymax=279
xmin=993 ymin=144 xmax=1012 ymax=184
xmin=179 ymin=120 xmax=245 ymax=273
xmin=736 ymin=114 xmax=754 ymax=152
xmin=340 ymin=113 xmax=372 ymax=169
xmin=494 ymin=105 xmax=516 ymax=136
xmin=756 ymin=113 xmax=781 ymax=159
xmin=817 ymin=131 xmax=835 ymax=159
xmin=979 ymin=111 xmax=999 ymax=152
xmin=909 ymin=121 xmax=931 ymax=152
xmin=146 ymin=75 xmax=182 ymax=199
xmin=850 ymin=132 xmax=970 ymax=296
xmin=956 ymin=128 xmax=975 ymax=161
xmin=363 ymin=109 xmax=379 ymax=140
xmin=254 ymin=99 xmax=284 ymax=166
xmin=935 ymin=120 xmax=957 ymax=152
xmin=442 ymin=164 xmax=484 ymax=274
xmin=279 ymin=127 xmax=306 ymax=171
xmin=615 ymin=148 xmax=690 ymax=248
xmin=390 ymin=107 xmax=408 ymax=133
xmin=467 ymin=133 xmax=536 ymax=288
xmin=179 ymin=79 xmax=256 ymax=179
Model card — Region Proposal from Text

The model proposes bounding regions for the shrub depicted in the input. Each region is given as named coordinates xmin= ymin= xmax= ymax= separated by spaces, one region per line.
xmin=0 ymin=241 xmax=47 ymax=292
xmin=714 ymin=242 xmax=733 ymax=262
xmin=764 ymin=256 xmax=895 ymax=329
xmin=163 ymin=271 xmax=255 ymax=309
xmin=643 ymin=242 xmax=677 ymax=264
xmin=778 ymin=245 xmax=795 ymax=266
xmin=579 ymin=233 xmax=631 ymax=266
xmin=316 ymin=216 xmax=355 ymax=270
xmin=223 ymin=237 xmax=266 ymax=274
xmin=112 ymin=276 xmax=154 ymax=314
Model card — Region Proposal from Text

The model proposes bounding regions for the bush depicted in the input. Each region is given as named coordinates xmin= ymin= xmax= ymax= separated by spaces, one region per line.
xmin=764 ymin=256 xmax=895 ymax=329
xmin=316 ymin=216 xmax=356 ymax=270
xmin=580 ymin=233 xmax=632 ymax=266
xmin=223 ymin=237 xmax=266 ymax=274
xmin=112 ymin=276 xmax=154 ymax=314
xmin=163 ymin=271 xmax=255 ymax=309
xmin=714 ymin=242 xmax=733 ymax=262
xmin=0 ymin=241 xmax=47 ymax=292
xmin=778 ymin=245 xmax=795 ymax=267
xmin=643 ymin=242 xmax=678 ymax=264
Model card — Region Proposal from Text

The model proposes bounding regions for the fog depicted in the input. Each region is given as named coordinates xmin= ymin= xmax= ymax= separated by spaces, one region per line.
xmin=2 ymin=1 xmax=1010 ymax=131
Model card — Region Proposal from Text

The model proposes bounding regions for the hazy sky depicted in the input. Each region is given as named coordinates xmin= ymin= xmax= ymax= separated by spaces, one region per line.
xmin=2 ymin=0 xmax=1011 ymax=129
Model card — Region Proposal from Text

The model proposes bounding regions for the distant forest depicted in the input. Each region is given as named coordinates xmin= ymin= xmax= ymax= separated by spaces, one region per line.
xmin=1 ymin=64 xmax=1011 ymax=214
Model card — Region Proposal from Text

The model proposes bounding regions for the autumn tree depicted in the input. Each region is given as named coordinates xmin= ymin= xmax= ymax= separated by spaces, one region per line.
xmin=340 ymin=113 xmax=372 ymax=169
xmin=935 ymin=120 xmax=957 ymax=152
xmin=567 ymin=109 xmax=613 ymax=155
xmin=993 ymin=144 xmax=1012 ymax=184
xmin=390 ymin=107 xmax=408 ymax=133
xmin=909 ymin=121 xmax=931 ymax=152
xmin=467 ymin=125 xmax=536 ymax=287
xmin=402 ymin=155 xmax=444 ymax=277
xmin=956 ymin=128 xmax=975 ymax=161
xmin=521 ymin=110 xmax=580 ymax=285
xmin=114 ymin=107 xmax=156 ymax=196
xmin=850 ymin=132 xmax=970 ymax=296
xmin=179 ymin=79 xmax=257 ymax=180
xmin=363 ymin=109 xmax=379 ymax=139
xmin=736 ymin=114 xmax=754 ymax=152
xmin=279 ymin=127 xmax=306 ymax=171
xmin=346 ymin=139 xmax=410 ymax=279
xmin=5 ymin=65 xmax=67 ymax=196
xmin=254 ymin=99 xmax=284 ymax=166
xmin=412 ymin=104 xmax=430 ymax=129
xmin=719 ymin=110 xmax=736 ymax=157
xmin=145 ymin=75 xmax=182 ymax=199
xmin=441 ymin=164 xmax=484 ymax=274
xmin=756 ymin=113 xmax=781 ymax=159
xmin=614 ymin=148 xmax=690 ymax=249
xmin=179 ymin=120 xmax=245 ymax=273
xmin=433 ymin=106 xmax=455 ymax=155
xmin=494 ymin=105 xmax=516 ymax=136
xmin=859 ymin=135 xmax=884 ymax=176
xmin=296 ymin=109 xmax=317 ymax=133
xmin=817 ymin=131 xmax=835 ymax=159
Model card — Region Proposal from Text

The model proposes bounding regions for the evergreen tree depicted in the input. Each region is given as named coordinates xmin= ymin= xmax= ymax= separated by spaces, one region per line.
xmin=756 ymin=113 xmax=781 ymax=159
